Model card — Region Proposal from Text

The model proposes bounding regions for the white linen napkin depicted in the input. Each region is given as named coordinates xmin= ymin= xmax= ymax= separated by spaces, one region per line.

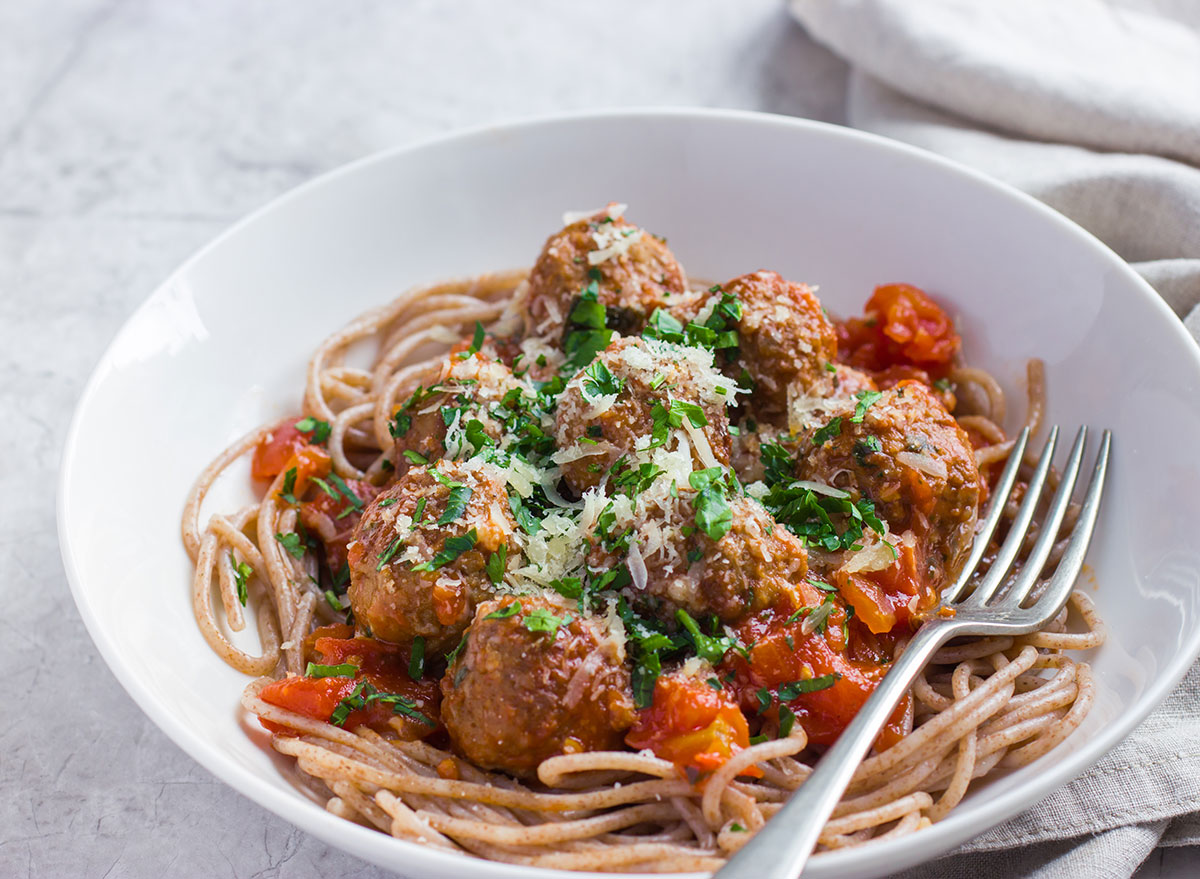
xmin=787 ymin=1 xmax=1200 ymax=875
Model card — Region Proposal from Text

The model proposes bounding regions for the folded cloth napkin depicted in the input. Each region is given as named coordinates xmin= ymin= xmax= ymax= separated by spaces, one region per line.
xmin=787 ymin=1 xmax=1200 ymax=875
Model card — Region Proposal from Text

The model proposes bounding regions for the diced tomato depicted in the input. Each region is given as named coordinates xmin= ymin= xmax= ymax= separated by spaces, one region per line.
xmin=279 ymin=445 xmax=332 ymax=500
xmin=251 ymin=423 xmax=309 ymax=479
xmin=835 ymin=541 xmax=933 ymax=635
xmin=258 ymin=635 xmax=440 ymax=736
xmin=721 ymin=606 xmax=909 ymax=750
xmin=298 ymin=476 xmax=379 ymax=573
xmin=626 ymin=674 xmax=760 ymax=778
xmin=837 ymin=284 xmax=960 ymax=378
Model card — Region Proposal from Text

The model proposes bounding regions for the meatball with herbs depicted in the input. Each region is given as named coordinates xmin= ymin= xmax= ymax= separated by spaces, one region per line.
xmin=347 ymin=460 xmax=515 ymax=653
xmin=792 ymin=381 xmax=983 ymax=584
xmin=390 ymin=351 xmax=531 ymax=476
xmin=521 ymin=205 xmax=695 ymax=341
xmin=553 ymin=336 xmax=737 ymax=494
xmin=440 ymin=595 xmax=636 ymax=777
xmin=679 ymin=271 xmax=838 ymax=420
xmin=597 ymin=493 xmax=809 ymax=625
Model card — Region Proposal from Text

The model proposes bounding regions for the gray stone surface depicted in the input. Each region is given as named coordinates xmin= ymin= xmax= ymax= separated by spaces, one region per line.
xmin=2 ymin=1 xmax=1192 ymax=877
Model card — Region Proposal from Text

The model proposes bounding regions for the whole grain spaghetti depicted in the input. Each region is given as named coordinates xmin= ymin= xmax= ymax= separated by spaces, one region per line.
xmin=183 ymin=205 xmax=1101 ymax=873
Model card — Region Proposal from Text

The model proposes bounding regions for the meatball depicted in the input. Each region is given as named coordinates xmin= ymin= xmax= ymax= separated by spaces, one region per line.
xmin=612 ymin=495 xmax=809 ymax=624
xmin=682 ymin=271 xmax=837 ymax=419
xmin=522 ymin=205 xmax=693 ymax=340
xmin=554 ymin=336 xmax=735 ymax=493
xmin=794 ymin=380 xmax=983 ymax=583
xmin=391 ymin=352 xmax=530 ymax=476
xmin=441 ymin=595 xmax=636 ymax=777
xmin=347 ymin=460 xmax=515 ymax=652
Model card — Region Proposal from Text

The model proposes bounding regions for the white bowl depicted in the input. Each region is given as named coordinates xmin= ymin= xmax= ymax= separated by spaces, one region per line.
xmin=58 ymin=109 xmax=1200 ymax=879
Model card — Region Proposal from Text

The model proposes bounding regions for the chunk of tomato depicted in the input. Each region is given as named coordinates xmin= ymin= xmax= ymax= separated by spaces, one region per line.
xmin=258 ymin=635 xmax=440 ymax=736
xmin=625 ymin=674 xmax=759 ymax=778
xmin=721 ymin=607 xmax=909 ymax=750
xmin=251 ymin=423 xmax=309 ymax=479
xmin=837 ymin=283 xmax=960 ymax=378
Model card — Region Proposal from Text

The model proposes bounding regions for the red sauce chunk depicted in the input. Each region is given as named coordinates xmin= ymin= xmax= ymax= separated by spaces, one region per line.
xmin=837 ymin=284 xmax=960 ymax=378
xmin=258 ymin=632 xmax=440 ymax=737
xmin=625 ymin=673 xmax=760 ymax=778
xmin=720 ymin=605 xmax=910 ymax=750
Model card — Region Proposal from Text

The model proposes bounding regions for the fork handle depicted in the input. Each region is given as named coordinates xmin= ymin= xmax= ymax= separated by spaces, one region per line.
xmin=715 ymin=621 xmax=952 ymax=879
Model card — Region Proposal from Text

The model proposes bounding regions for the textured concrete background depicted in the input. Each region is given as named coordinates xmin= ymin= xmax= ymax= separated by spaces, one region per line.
xmin=0 ymin=1 xmax=1190 ymax=876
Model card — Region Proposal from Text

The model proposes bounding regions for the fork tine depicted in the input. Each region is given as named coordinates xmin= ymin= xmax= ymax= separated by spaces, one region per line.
xmin=997 ymin=427 xmax=1087 ymax=608
xmin=941 ymin=427 xmax=1031 ymax=604
xmin=961 ymin=426 xmax=1059 ymax=607
xmin=1027 ymin=429 xmax=1111 ymax=620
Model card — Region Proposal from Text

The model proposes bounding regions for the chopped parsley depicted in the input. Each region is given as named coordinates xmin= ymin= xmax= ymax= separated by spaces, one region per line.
xmin=402 ymin=449 xmax=429 ymax=466
xmin=274 ymin=532 xmax=306 ymax=560
xmin=279 ymin=467 xmax=298 ymax=504
xmin=408 ymin=636 xmax=425 ymax=679
xmin=484 ymin=601 xmax=522 ymax=620
xmin=411 ymin=529 xmax=478 ymax=572
xmin=689 ymin=467 xmax=734 ymax=541
xmin=485 ymin=544 xmax=507 ymax=585
xmin=229 ymin=554 xmax=253 ymax=606
xmin=523 ymin=607 xmax=572 ymax=635
xmin=676 ymin=609 xmax=736 ymax=664
xmin=549 ymin=577 xmax=583 ymax=599
xmin=581 ymin=359 xmax=625 ymax=400
xmin=294 ymin=416 xmax=332 ymax=444
xmin=851 ymin=389 xmax=884 ymax=423
xmin=436 ymin=482 xmax=473 ymax=525
xmin=777 ymin=674 xmax=841 ymax=700
xmin=330 ymin=681 xmax=434 ymax=727
xmin=778 ymin=704 xmax=797 ymax=738
xmin=813 ymin=417 xmax=842 ymax=446
xmin=306 ymin=662 xmax=357 ymax=678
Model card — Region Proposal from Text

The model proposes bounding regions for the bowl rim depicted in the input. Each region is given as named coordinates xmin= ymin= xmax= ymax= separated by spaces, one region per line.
xmin=57 ymin=106 xmax=1200 ymax=879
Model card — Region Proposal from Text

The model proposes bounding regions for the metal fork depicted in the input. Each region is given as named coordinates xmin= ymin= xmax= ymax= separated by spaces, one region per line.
xmin=715 ymin=425 xmax=1111 ymax=879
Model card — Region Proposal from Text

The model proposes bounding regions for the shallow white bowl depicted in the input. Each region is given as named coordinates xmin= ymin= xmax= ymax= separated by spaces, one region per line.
xmin=59 ymin=109 xmax=1200 ymax=879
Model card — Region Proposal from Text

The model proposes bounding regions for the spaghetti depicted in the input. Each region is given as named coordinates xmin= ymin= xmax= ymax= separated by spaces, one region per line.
xmin=183 ymin=208 xmax=1101 ymax=873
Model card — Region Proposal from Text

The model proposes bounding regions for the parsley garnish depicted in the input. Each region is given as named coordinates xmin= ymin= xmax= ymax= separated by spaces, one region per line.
xmin=523 ymin=607 xmax=572 ymax=635
xmin=330 ymin=681 xmax=434 ymax=727
xmin=777 ymin=674 xmax=841 ymax=700
xmin=484 ymin=601 xmax=521 ymax=620
xmin=402 ymin=449 xmax=428 ymax=465
xmin=436 ymin=482 xmax=473 ymax=525
xmin=408 ymin=636 xmax=425 ymax=679
xmin=778 ymin=704 xmax=797 ymax=737
xmin=676 ymin=609 xmax=736 ymax=664
xmin=851 ymin=390 xmax=884 ymax=423
xmin=274 ymin=532 xmax=306 ymax=559
xmin=689 ymin=467 xmax=733 ymax=541
xmin=486 ymin=544 xmax=507 ymax=585
xmin=230 ymin=554 xmax=253 ymax=606
xmin=279 ymin=467 xmax=298 ymax=504
xmin=813 ymin=417 xmax=842 ymax=446
xmin=549 ymin=577 xmax=583 ymax=599
xmin=467 ymin=321 xmax=485 ymax=355
xmin=446 ymin=631 xmax=469 ymax=666
xmin=581 ymin=359 xmax=625 ymax=400
xmin=306 ymin=662 xmax=357 ymax=678
xmin=411 ymin=529 xmax=478 ymax=572
xmin=295 ymin=416 xmax=332 ymax=444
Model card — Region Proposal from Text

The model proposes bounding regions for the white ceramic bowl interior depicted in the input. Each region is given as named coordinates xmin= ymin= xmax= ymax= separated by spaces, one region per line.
xmin=59 ymin=109 xmax=1200 ymax=879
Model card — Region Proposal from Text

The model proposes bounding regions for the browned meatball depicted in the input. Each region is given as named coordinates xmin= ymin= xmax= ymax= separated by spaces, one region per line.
xmin=794 ymin=381 xmax=983 ymax=584
xmin=347 ymin=460 xmax=515 ymax=652
xmin=390 ymin=352 xmax=529 ymax=476
xmin=604 ymin=495 xmax=808 ymax=624
xmin=441 ymin=595 xmax=636 ymax=777
xmin=554 ymin=336 xmax=736 ymax=493
xmin=681 ymin=271 xmax=837 ymax=419
xmin=522 ymin=205 xmax=693 ymax=340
